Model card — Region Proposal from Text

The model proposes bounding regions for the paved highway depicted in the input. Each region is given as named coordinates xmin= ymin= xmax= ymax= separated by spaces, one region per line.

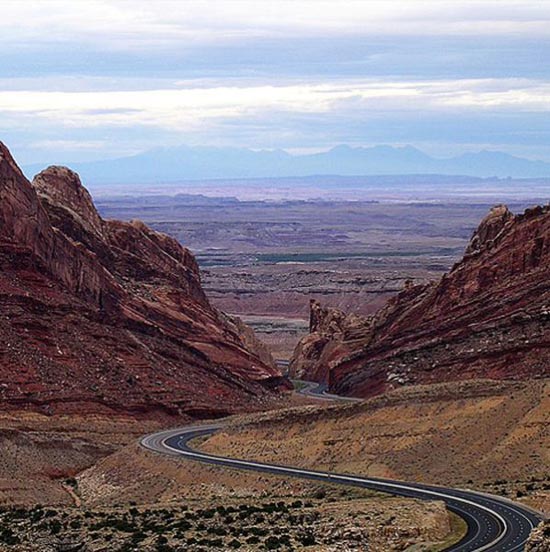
xmin=293 ymin=379 xmax=362 ymax=402
xmin=142 ymin=423 xmax=544 ymax=551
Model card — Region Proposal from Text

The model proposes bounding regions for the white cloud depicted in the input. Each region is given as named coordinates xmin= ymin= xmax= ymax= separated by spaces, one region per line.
xmin=30 ymin=139 xmax=107 ymax=150
xmin=0 ymin=78 xmax=548 ymax=135
xmin=0 ymin=0 xmax=549 ymax=52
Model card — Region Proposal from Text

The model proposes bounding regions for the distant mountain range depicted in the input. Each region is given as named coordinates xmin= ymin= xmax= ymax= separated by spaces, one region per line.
xmin=24 ymin=145 xmax=550 ymax=183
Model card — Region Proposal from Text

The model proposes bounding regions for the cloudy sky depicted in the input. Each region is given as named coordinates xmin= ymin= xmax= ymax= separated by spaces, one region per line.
xmin=1 ymin=0 xmax=549 ymax=165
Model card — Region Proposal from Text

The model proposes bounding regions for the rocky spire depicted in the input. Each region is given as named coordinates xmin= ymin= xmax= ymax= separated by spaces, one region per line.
xmin=465 ymin=204 xmax=513 ymax=255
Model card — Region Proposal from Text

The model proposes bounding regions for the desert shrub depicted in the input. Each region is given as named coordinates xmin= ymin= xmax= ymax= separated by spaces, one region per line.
xmin=156 ymin=535 xmax=175 ymax=552
xmin=9 ymin=508 xmax=29 ymax=520
xmin=198 ymin=537 xmax=223 ymax=547
xmin=278 ymin=533 xmax=291 ymax=545
xmin=65 ymin=477 xmax=78 ymax=488
xmin=95 ymin=517 xmax=136 ymax=533
xmin=207 ymin=525 xmax=227 ymax=536
xmin=174 ymin=519 xmax=192 ymax=532
xmin=297 ymin=532 xmax=316 ymax=546
xmin=264 ymin=535 xmax=282 ymax=549
xmin=49 ymin=519 xmax=62 ymax=535
xmin=0 ymin=527 xmax=19 ymax=545
xmin=249 ymin=526 xmax=268 ymax=537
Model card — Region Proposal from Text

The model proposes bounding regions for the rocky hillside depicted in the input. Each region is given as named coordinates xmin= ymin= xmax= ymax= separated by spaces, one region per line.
xmin=0 ymin=142 xmax=284 ymax=417
xmin=526 ymin=521 xmax=550 ymax=551
xmin=290 ymin=204 xmax=550 ymax=397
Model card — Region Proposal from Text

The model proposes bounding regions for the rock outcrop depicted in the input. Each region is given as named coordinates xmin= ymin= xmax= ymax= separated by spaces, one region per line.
xmin=290 ymin=204 xmax=550 ymax=397
xmin=289 ymin=299 xmax=370 ymax=382
xmin=526 ymin=522 xmax=550 ymax=552
xmin=0 ymin=142 xmax=285 ymax=417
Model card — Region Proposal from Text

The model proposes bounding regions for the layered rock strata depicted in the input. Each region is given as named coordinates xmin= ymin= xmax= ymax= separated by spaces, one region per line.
xmin=0 ymin=142 xmax=284 ymax=417
xmin=290 ymin=205 xmax=550 ymax=397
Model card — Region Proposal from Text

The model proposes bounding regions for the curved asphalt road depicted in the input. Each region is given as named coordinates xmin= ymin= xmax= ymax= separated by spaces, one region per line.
xmin=142 ymin=423 xmax=544 ymax=551
xmin=293 ymin=379 xmax=362 ymax=402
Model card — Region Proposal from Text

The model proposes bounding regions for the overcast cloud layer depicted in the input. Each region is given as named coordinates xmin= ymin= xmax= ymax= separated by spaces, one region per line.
xmin=1 ymin=0 xmax=549 ymax=165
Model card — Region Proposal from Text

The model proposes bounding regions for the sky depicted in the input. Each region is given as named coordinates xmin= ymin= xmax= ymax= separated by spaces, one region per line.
xmin=1 ymin=0 xmax=550 ymax=165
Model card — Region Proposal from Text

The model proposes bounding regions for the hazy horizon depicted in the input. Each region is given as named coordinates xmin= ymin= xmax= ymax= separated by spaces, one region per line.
xmin=18 ymin=142 xmax=550 ymax=185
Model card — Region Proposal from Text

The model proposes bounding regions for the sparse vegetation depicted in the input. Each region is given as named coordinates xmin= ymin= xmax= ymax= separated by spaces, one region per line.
xmin=0 ymin=493 xmax=461 ymax=551
xmin=0 ymin=500 xmax=322 ymax=551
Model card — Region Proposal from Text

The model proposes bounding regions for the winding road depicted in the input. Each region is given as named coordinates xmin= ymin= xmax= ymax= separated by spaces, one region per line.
xmin=142 ymin=378 xmax=543 ymax=551
xmin=141 ymin=422 xmax=543 ymax=551
xmin=292 ymin=379 xmax=363 ymax=402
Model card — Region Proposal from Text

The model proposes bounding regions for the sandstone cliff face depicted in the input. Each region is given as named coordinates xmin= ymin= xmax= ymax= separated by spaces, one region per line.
xmin=0 ymin=142 xmax=283 ymax=417
xmin=290 ymin=204 xmax=550 ymax=397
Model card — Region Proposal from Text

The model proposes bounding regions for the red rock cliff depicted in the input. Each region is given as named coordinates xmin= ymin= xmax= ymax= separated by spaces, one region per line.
xmin=0 ymin=142 xmax=284 ymax=417
xmin=290 ymin=204 xmax=550 ymax=397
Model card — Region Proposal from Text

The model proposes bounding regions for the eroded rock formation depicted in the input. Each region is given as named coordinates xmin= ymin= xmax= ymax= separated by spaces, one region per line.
xmin=290 ymin=204 xmax=550 ymax=397
xmin=289 ymin=299 xmax=370 ymax=382
xmin=0 ymin=142 xmax=285 ymax=417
